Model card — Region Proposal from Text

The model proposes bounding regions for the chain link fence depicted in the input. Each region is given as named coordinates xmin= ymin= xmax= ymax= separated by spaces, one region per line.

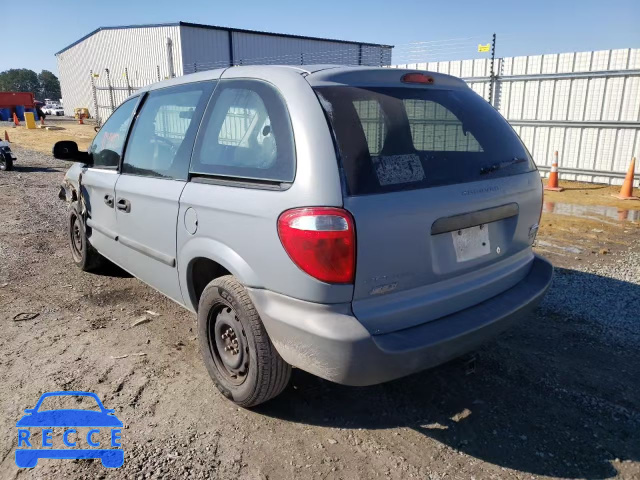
xmin=89 ymin=44 xmax=394 ymax=125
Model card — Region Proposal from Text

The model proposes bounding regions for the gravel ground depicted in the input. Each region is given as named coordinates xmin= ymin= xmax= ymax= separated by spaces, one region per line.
xmin=0 ymin=146 xmax=639 ymax=479
xmin=542 ymin=252 xmax=640 ymax=346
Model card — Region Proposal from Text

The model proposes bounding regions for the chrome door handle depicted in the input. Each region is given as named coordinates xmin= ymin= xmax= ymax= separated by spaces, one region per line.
xmin=104 ymin=194 xmax=114 ymax=208
xmin=116 ymin=198 xmax=131 ymax=213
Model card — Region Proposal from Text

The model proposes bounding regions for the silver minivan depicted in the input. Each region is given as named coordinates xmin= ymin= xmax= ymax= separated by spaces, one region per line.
xmin=55 ymin=65 xmax=553 ymax=407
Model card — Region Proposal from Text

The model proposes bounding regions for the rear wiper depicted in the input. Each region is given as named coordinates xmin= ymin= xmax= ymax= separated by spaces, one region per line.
xmin=479 ymin=157 xmax=527 ymax=175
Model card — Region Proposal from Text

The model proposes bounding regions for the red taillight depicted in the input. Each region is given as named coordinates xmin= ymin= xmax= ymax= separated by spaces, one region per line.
xmin=401 ymin=73 xmax=435 ymax=84
xmin=277 ymin=207 xmax=355 ymax=284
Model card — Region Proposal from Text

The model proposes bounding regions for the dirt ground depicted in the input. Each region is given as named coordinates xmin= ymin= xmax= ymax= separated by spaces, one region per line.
xmin=2 ymin=118 xmax=96 ymax=154
xmin=542 ymin=179 xmax=640 ymax=208
xmin=0 ymin=146 xmax=639 ymax=479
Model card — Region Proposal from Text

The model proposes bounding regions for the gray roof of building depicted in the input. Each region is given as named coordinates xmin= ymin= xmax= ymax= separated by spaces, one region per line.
xmin=55 ymin=21 xmax=393 ymax=56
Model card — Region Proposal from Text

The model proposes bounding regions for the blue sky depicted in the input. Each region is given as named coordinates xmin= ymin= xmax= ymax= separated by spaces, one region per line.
xmin=1 ymin=0 xmax=639 ymax=74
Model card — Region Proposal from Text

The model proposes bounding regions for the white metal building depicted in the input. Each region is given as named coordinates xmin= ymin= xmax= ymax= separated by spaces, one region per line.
xmin=55 ymin=21 xmax=393 ymax=118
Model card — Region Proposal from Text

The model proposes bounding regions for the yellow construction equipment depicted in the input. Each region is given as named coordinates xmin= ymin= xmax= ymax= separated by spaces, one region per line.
xmin=74 ymin=107 xmax=90 ymax=119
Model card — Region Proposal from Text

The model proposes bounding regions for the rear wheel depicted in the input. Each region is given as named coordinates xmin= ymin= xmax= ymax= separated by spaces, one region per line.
xmin=68 ymin=202 xmax=105 ymax=271
xmin=198 ymin=275 xmax=291 ymax=407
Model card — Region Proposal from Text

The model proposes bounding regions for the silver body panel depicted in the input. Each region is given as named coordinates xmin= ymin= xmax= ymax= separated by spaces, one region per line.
xmin=63 ymin=65 xmax=552 ymax=385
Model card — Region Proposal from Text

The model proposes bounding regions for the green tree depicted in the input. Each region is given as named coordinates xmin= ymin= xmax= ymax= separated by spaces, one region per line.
xmin=0 ymin=69 xmax=40 ymax=96
xmin=38 ymin=70 xmax=61 ymax=102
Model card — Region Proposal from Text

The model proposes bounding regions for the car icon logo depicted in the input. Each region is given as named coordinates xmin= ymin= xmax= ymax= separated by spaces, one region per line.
xmin=15 ymin=391 xmax=124 ymax=468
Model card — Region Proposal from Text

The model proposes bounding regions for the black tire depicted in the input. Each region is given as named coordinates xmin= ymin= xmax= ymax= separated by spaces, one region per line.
xmin=68 ymin=202 xmax=105 ymax=271
xmin=0 ymin=154 xmax=12 ymax=171
xmin=198 ymin=275 xmax=291 ymax=407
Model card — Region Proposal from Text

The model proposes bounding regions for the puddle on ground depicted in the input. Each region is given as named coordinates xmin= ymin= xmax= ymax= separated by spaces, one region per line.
xmin=543 ymin=202 xmax=640 ymax=224
xmin=535 ymin=240 xmax=582 ymax=255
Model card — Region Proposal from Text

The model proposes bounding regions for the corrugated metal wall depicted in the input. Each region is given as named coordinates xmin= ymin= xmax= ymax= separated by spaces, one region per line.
xmin=58 ymin=24 xmax=392 ymax=119
xmin=233 ymin=32 xmax=359 ymax=66
xmin=56 ymin=26 xmax=182 ymax=118
xmin=180 ymin=25 xmax=392 ymax=73
xmin=395 ymin=48 xmax=640 ymax=185
xmin=180 ymin=26 xmax=231 ymax=73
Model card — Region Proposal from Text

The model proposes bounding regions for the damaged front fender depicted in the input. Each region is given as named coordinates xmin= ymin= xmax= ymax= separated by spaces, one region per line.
xmin=58 ymin=184 xmax=69 ymax=201
xmin=58 ymin=182 xmax=77 ymax=203
xmin=59 ymin=162 xmax=84 ymax=204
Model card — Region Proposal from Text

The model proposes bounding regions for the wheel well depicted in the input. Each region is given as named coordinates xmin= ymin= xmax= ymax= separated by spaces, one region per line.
xmin=189 ymin=257 xmax=231 ymax=309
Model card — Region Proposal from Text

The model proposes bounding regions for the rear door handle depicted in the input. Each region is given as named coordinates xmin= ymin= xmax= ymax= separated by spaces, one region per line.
xmin=104 ymin=194 xmax=114 ymax=208
xmin=116 ymin=198 xmax=131 ymax=213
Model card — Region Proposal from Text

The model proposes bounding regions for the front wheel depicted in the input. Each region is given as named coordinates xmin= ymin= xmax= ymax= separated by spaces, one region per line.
xmin=198 ymin=275 xmax=291 ymax=407
xmin=68 ymin=202 xmax=105 ymax=271
xmin=0 ymin=154 xmax=13 ymax=171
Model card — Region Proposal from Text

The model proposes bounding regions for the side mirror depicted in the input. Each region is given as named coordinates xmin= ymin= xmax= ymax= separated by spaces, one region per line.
xmin=52 ymin=141 xmax=91 ymax=164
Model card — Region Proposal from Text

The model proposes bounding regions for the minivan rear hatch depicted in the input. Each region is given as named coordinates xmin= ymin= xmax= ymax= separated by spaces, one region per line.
xmin=313 ymin=76 xmax=542 ymax=335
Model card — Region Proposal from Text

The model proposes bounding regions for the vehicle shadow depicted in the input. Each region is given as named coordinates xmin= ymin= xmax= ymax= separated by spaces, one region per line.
xmin=91 ymin=260 xmax=132 ymax=278
xmin=12 ymin=165 xmax=61 ymax=173
xmin=258 ymin=268 xmax=640 ymax=478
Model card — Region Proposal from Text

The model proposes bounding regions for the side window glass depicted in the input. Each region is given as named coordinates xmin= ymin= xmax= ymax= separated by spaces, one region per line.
xmin=122 ymin=82 xmax=214 ymax=180
xmin=191 ymin=80 xmax=295 ymax=183
xmin=89 ymin=98 xmax=137 ymax=168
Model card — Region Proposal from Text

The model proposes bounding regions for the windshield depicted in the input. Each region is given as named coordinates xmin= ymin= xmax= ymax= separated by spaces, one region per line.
xmin=314 ymin=86 xmax=535 ymax=195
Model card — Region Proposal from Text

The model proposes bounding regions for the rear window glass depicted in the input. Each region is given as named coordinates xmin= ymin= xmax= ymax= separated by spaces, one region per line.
xmin=315 ymin=86 xmax=535 ymax=195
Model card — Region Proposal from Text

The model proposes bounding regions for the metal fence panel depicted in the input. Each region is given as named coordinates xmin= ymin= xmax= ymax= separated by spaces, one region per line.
xmin=395 ymin=48 xmax=640 ymax=185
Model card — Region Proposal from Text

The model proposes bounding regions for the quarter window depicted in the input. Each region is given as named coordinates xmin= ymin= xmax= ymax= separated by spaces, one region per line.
xmin=89 ymin=97 xmax=137 ymax=168
xmin=191 ymin=80 xmax=295 ymax=183
xmin=123 ymin=82 xmax=214 ymax=180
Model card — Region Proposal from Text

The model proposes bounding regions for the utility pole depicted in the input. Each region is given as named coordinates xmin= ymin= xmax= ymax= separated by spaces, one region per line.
xmin=105 ymin=68 xmax=115 ymax=114
xmin=89 ymin=70 xmax=100 ymax=126
xmin=488 ymin=33 xmax=497 ymax=106
xmin=124 ymin=68 xmax=132 ymax=97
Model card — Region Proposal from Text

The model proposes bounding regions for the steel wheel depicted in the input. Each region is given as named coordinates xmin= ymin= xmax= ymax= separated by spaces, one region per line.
xmin=67 ymin=202 xmax=105 ymax=272
xmin=208 ymin=304 xmax=249 ymax=386
xmin=198 ymin=275 xmax=292 ymax=407
xmin=69 ymin=213 xmax=84 ymax=263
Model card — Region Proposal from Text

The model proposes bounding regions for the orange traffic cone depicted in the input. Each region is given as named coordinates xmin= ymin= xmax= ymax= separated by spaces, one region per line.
xmin=612 ymin=157 xmax=639 ymax=200
xmin=3 ymin=130 xmax=9 ymax=142
xmin=13 ymin=112 xmax=20 ymax=126
xmin=544 ymin=151 xmax=564 ymax=192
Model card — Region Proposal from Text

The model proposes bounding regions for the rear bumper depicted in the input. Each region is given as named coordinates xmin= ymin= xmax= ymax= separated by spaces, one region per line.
xmin=248 ymin=254 xmax=553 ymax=386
